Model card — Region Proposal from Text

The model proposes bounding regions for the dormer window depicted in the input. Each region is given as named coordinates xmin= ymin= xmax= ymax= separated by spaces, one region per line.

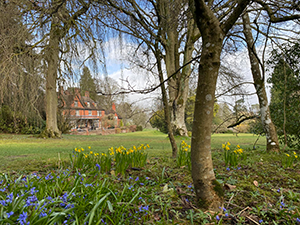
xmin=74 ymin=101 xmax=78 ymax=107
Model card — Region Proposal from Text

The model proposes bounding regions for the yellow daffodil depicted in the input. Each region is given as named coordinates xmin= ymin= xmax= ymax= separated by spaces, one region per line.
xmin=81 ymin=148 xmax=84 ymax=151
xmin=88 ymin=146 xmax=91 ymax=149
xmin=90 ymin=151 xmax=93 ymax=154
xmin=227 ymin=142 xmax=231 ymax=146
xmin=237 ymin=145 xmax=240 ymax=148
xmin=293 ymin=151 xmax=296 ymax=155
xmin=222 ymin=144 xmax=225 ymax=148
xmin=295 ymin=155 xmax=298 ymax=158
xmin=75 ymin=148 xmax=78 ymax=151
xmin=286 ymin=154 xmax=290 ymax=157
xmin=188 ymin=145 xmax=191 ymax=148
xmin=78 ymin=150 xmax=81 ymax=153
xmin=147 ymin=144 xmax=150 ymax=148
xmin=226 ymin=146 xmax=230 ymax=151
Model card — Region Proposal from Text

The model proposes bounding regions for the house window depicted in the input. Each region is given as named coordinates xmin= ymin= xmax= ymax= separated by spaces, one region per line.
xmin=89 ymin=110 xmax=92 ymax=116
xmin=76 ymin=110 xmax=80 ymax=116
xmin=97 ymin=111 xmax=101 ymax=116
xmin=74 ymin=101 xmax=78 ymax=107
xmin=87 ymin=101 xmax=90 ymax=107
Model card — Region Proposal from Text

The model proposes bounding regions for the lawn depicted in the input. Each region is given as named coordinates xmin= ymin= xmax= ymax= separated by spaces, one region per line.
xmin=0 ymin=130 xmax=299 ymax=224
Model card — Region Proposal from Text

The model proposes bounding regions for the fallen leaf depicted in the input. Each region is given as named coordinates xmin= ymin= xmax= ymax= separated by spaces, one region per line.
xmin=224 ymin=183 xmax=236 ymax=190
xmin=253 ymin=180 xmax=259 ymax=187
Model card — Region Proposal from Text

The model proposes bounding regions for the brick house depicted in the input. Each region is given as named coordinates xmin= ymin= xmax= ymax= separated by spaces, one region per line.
xmin=58 ymin=87 xmax=121 ymax=130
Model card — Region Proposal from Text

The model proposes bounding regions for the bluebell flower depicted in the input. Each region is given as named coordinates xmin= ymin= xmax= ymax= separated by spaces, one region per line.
xmin=138 ymin=197 xmax=143 ymax=200
xmin=277 ymin=188 xmax=281 ymax=193
xmin=226 ymin=167 xmax=230 ymax=171
xmin=140 ymin=183 xmax=144 ymax=186
xmin=0 ymin=187 xmax=7 ymax=192
xmin=225 ymin=213 xmax=228 ymax=217
xmin=128 ymin=185 xmax=133 ymax=190
xmin=296 ymin=218 xmax=300 ymax=222
xmin=96 ymin=164 xmax=101 ymax=170
xmin=17 ymin=211 xmax=29 ymax=225
xmin=222 ymin=207 xmax=226 ymax=211
xmin=135 ymin=177 xmax=139 ymax=181
xmin=0 ymin=200 xmax=7 ymax=206
xmin=7 ymin=211 xmax=14 ymax=218
xmin=145 ymin=177 xmax=149 ymax=180
xmin=39 ymin=212 xmax=47 ymax=218
xmin=216 ymin=215 xmax=220 ymax=221
xmin=259 ymin=219 xmax=263 ymax=223
xmin=6 ymin=192 xmax=14 ymax=203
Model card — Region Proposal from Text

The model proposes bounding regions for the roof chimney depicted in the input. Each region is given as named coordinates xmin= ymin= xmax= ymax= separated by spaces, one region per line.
xmin=74 ymin=88 xmax=80 ymax=96
xmin=85 ymin=91 xmax=90 ymax=98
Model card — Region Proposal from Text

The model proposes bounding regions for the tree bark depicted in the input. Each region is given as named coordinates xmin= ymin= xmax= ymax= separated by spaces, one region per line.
xmin=155 ymin=46 xmax=178 ymax=158
xmin=45 ymin=15 xmax=61 ymax=137
xmin=242 ymin=13 xmax=280 ymax=152
xmin=190 ymin=0 xmax=250 ymax=210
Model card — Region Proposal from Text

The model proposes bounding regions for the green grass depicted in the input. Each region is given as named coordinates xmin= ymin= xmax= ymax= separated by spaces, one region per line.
xmin=0 ymin=130 xmax=299 ymax=224
xmin=0 ymin=130 xmax=265 ymax=172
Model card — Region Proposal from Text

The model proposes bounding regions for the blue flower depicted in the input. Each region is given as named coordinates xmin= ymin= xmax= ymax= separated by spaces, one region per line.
xmin=277 ymin=188 xmax=281 ymax=193
xmin=259 ymin=219 xmax=263 ymax=223
xmin=17 ymin=211 xmax=29 ymax=225
xmin=135 ymin=177 xmax=139 ymax=181
xmin=140 ymin=183 xmax=144 ymax=186
xmin=145 ymin=177 xmax=150 ymax=180
xmin=7 ymin=211 xmax=14 ymax=218
xmin=39 ymin=212 xmax=47 ymax=218
xmin=226 ymin=167 xmax=230 ymax=171
xmin=6 ymin=192 xmax=14 ymax=204
xmin=216 ymin=215 xmax=220 ymax=221
xmin=296 ymin=218 xmax=300 ymax=222
xmin=225 ymin=213 xmax=228 ymax=217
xmin=96 ymin=164 xmax=101 ymax=171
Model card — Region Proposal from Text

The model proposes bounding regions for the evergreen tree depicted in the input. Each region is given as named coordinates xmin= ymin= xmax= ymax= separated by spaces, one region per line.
xmin=268 ymin=42 xmax=300 ymax=148
xmin=79 ymin=66 xmax=97 ymax=101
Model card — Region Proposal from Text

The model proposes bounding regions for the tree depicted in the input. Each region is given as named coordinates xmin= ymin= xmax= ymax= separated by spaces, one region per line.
xmin=268 ymin=42 xmax=300 ymax=149
xmin=18 ymin=0 xmax=101 ymax=137
xmin=242 ymin=12 xmax=280 ymax=152
xmin=0 ymin=1 xmax=45 ymax=132
xmin=189 ymin=0 xmax=300 ymax=210
xmin=95 ymin=76 xmax=124 ymax=110
xmin=80 ymin=66 xmax=97 ymax=101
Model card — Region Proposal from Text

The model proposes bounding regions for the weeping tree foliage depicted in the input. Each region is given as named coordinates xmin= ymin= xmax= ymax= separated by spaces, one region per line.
xmin=0 ymin=1 xmax=45 ymax=133
xmin=268 ymin=42 xmax=300 ymax=149
xmin=16 ymin=0 xmax=105 ymax=137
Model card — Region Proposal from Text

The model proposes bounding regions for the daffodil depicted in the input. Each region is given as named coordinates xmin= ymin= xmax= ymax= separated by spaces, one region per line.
xmin=90 ymin=151 xmax=93 ymax=154
xmin=222 ymin=144 xmax=225 ymax=148
xmin=237 ymin=145 xmax=240 ymax=148
xmin=293 ymin=151 xmax=296 ymax=155
xmin=226 ymin=146 xmax=230 ymax=151
xmin=88 ymin=146 xmax=91 ymax=149
xmin=286 ymin=154 xmax=290 ymax=157
xmin=227 ymin=142 xmax=231 ymax=146
xmin=147 ymin=144 xmax=150 ymax=148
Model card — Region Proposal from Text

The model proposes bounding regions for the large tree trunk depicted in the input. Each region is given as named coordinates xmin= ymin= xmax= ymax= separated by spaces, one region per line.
xmin=190 ymin=0 xmax=250 ymax=210
xmin=242 ymin=13 xmax=280 ymax=152
xmin=191 ymin=11 xmax=224 ymax=211
xmin=44 ymin=16 xmax=61 ymax=137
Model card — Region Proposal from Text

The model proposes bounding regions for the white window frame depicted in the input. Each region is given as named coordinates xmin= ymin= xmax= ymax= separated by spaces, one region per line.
xmin=76 ymin=110 xmax=80 ymax=116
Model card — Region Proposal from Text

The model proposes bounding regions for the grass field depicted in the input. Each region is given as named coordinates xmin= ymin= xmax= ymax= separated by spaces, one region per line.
xmin=0 ymin=130 xmax=266 ymax=172
xmin=0 ymin=130 xmax=299 ymax=224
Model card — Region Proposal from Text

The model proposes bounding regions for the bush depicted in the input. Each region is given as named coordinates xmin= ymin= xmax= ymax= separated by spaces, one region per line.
xmin=136 ymin=125 xmax=143 ymax=131
xmin=0 ymin=105 xmax=44 ymax=134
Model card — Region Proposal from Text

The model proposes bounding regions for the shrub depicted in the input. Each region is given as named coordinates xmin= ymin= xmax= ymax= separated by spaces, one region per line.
xmin=136 ymin=125 xmax=143 ymax=131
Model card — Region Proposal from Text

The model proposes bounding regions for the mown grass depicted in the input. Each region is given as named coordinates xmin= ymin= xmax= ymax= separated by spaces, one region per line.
xmin=0 ymin=130 xmax=265 ymax=172
xmin=0 ymin=130 xmax=299 ymax=224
